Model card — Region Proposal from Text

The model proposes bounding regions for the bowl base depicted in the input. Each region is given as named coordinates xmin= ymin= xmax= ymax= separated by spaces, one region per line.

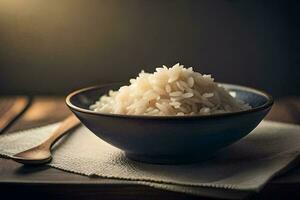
xmin=125 ymin=152 xmax=214 ymax=165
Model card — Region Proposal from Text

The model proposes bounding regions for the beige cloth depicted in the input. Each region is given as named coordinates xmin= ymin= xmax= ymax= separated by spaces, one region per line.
xmin=0 ymin=121 xmax=299 ymax=199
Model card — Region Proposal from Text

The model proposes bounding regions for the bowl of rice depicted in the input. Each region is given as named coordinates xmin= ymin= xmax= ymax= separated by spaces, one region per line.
xmin=66 ymin=64 xmax=273 ymax=164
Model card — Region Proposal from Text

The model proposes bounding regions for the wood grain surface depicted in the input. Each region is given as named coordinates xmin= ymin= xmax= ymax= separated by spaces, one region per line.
xmin=0 ymin=96 xmax=30 ymax=134
xmin=0 ymin=96 xmax=299 ymax=200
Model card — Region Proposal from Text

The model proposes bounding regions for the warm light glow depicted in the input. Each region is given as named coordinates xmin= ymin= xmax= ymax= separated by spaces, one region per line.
xmin=0 ymin=0 xmax=37 ymax=13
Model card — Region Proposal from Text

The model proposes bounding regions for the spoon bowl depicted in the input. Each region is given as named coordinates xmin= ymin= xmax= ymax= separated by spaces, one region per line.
xmin=12 ymin=147 xmax=52 ymax=165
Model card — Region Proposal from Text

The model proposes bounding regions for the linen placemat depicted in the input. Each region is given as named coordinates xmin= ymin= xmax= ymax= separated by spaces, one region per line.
xmin=0 ymin=121 xmax=299 ymax=199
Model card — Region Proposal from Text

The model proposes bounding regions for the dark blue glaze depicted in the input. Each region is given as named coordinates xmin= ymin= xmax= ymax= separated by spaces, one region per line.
xmin=66 ymin=83 xmax=273 ymax=164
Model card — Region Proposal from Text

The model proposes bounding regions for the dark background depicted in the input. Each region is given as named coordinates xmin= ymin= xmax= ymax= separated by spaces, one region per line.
xmin=0 ymin=0 xmax=299 ymax=97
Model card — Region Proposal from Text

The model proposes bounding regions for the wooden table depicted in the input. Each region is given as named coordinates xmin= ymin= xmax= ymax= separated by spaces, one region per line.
xmin=0 ymin=96 xmax=299 ymax=200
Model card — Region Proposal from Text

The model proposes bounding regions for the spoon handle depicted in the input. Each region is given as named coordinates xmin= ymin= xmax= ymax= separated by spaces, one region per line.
xmin=40 ymin=115 xmax=80 ymax=149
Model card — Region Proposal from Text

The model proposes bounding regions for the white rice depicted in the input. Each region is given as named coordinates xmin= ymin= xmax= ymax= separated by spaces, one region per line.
xmin=90 ymin=63 xmax=251 ymax=116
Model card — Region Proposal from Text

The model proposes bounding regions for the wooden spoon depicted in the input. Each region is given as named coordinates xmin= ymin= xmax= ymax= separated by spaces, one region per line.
xmin=11 ymin=115 xmax=80 ymax=165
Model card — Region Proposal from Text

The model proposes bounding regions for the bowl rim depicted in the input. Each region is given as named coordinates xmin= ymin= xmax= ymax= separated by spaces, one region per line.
xmin=66 ymin=83 xmax=273 ymax=119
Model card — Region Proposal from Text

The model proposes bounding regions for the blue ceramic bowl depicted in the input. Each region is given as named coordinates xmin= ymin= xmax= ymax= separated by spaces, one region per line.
xmin=66 ymin=83 xmax=273 ymax=164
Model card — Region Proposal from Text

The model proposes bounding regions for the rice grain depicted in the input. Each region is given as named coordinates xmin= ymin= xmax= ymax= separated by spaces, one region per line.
xmin=90 ymin=63 xmax=251 ymax=116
